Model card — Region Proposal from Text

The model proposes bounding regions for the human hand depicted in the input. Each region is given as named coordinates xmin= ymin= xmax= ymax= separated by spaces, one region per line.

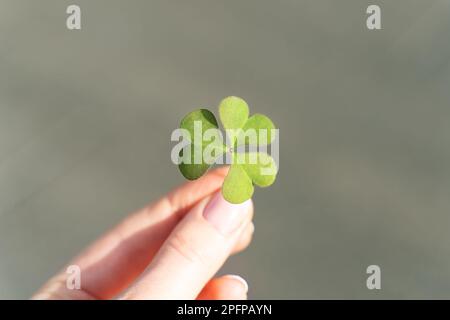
xmin=32 ymin=167 xmax=254 ymax=300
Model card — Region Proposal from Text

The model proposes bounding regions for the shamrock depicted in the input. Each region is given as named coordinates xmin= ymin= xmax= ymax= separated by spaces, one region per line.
xmin=177 ymin=96 xmax=278 ymax=204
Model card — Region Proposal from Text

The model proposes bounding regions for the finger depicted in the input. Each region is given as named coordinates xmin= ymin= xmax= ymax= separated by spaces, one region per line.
xmin=232 ymin=222 xmax=255 ymax=255
xmin=120 ymin=191 xmax=253 ymax=299
xmin=33 ymin=167 xmax=229 ymax=300
xmin=197 ymin=275 xmax=248 ymax=300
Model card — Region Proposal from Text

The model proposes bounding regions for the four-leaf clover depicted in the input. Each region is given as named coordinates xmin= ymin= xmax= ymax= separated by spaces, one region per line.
xmin=178 ymin=96 xmax=278 ymax=204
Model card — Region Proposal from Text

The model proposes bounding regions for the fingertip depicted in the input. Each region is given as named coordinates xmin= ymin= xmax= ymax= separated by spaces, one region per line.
xmin=232 ymin=222 xmax=255 ymax=255
xmin=197 ymin=275 xmax=248 ymax=300
xmin=203 ymin=192 xmax=252 ymax=235
xmin=222 ymin=275 xmax=249 ymax=294
xmin=212 ymin=165 xmax=230 ymax=175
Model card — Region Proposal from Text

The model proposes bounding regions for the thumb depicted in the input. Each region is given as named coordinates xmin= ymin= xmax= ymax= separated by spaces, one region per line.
xmin=120 ymin=191 xmax=253 ymax=299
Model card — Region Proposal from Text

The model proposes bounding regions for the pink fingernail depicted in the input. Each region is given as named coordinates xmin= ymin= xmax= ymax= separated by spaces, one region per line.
xmin=225 ymin=275 xmax=249 ymax=293
xmin=203 ymin=192 xmax=252 ymax=235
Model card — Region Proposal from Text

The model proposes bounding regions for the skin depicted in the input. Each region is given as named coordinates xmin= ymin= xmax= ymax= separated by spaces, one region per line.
xmin=32 ymin=166 xmax=254 ymax=300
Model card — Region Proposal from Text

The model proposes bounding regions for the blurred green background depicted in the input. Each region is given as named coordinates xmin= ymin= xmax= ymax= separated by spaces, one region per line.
xmin=1 ymin=0 xmax=450 ymax=299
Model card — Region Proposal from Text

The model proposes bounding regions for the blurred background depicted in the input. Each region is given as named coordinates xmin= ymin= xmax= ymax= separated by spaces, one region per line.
xmin=1 ymin=0 xmax=450 ymax=299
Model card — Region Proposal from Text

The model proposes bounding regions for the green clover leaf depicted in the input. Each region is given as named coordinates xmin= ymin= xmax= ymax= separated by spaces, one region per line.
xmin=178 ymin=96 xmax=278 ymax=204
xmin=178 ymin=109 xmax=226 ymax=180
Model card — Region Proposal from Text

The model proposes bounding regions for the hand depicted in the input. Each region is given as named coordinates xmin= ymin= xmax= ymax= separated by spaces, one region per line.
xmin=32 ymin=167 xmax=254 ymax=300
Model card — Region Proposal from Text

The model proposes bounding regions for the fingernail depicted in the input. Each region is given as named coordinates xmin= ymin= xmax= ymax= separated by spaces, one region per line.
xmin=203 ymin=192 xmax=252 ymax=235
xmin=224 ymin=275 xmax=249 ymax=294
